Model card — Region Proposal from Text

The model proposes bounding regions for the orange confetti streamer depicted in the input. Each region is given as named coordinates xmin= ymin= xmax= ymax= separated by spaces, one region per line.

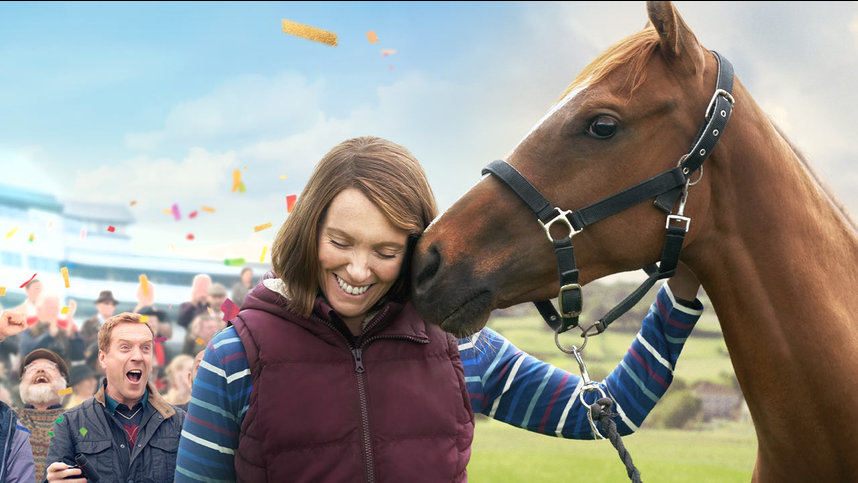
xmin=201 ymin=206 xmax=216 ymax=213
xmin=254 ymin=222 xmax=272 ymax=232
xmin=282 ymin=18 xmax=338 ymax=47
xmin=196 ymin=338 xmax=205 ymax=345
xmin=0 ymin=287 xmax=6 ymax=296
xmin=139 ymin=274 xmax=149 ymax=296
xmin=232 ymin=169 xmax=241 ymax=193
xmin=286 ymin=194 xmax=297 ymax=213
xmin=58 ymin=387 xmax=73 ymax=396
xmin=367 ymin=30 xmax=379 ymax=44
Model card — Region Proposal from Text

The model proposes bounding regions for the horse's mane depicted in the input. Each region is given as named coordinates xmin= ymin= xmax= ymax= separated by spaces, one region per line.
xmin=559 ymin=28 xmax=660 ymax=102
xmin=771 ymin=122 xmax=858 ymax=233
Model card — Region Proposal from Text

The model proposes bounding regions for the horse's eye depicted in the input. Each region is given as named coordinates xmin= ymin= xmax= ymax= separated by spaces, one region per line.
xmin=586 ymin=116 xmax=618 ymax=139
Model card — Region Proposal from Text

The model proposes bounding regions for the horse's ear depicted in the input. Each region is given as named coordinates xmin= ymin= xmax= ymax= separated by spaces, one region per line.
xmin=646 ymin=1 xmax=704 ymax=76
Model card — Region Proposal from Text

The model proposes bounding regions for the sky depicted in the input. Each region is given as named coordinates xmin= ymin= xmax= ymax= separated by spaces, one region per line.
xmin=2 ymin=1 xmax=857 ymax=265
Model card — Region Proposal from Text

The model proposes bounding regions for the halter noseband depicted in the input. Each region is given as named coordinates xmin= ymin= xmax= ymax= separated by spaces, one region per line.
xmin=482 ymin=51 xmax=735 ymax=335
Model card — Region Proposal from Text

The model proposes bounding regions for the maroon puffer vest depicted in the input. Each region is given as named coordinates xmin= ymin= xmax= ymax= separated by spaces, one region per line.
xmin=232 ymin=281 xmax=474 ymax=482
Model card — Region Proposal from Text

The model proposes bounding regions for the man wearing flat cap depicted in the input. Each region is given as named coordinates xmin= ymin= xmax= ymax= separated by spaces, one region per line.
xmin=16 ymin=348 xmax=70 ymax=481
xmin=80 ymin=290 xmax=118 ymax=349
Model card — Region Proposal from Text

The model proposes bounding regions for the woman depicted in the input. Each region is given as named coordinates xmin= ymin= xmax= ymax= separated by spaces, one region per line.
xmin=175 ymin=137 xmax=703 ymax=482
xmin=162 ymin=354 xmax=194 ymax=408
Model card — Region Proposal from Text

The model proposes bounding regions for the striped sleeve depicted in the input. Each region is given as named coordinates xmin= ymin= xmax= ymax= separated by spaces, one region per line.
xmin=459 ymin=281 xmax=701 ymax=439
xmin=174 ymin=327 xmax=253 ymax=482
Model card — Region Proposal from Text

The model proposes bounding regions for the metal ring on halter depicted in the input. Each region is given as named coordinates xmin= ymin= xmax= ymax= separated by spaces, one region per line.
xmin=677 ymin=153 xmax=704 ymax=186
xmin=554 ymin=324 xmax=588 ymax=354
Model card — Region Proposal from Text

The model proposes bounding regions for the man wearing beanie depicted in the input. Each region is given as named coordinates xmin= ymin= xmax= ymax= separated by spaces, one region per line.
xmin=16 ymin=348 xmax=70 ymax=481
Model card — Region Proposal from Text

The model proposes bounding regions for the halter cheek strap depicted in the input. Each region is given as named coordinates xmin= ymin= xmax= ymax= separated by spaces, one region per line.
xmin=482 ymin=51 xmax=734 ymax=334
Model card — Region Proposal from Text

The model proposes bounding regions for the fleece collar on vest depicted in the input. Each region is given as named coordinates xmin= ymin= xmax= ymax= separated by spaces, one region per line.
xmin=94 ymin=379 xmax=175 ymax=420
xmin=241 ymin=273 xmax=430 ymax=343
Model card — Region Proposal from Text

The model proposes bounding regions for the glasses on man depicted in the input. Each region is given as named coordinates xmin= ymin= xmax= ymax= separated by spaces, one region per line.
xmin=23 ymin=361 xmax=60 ymax=374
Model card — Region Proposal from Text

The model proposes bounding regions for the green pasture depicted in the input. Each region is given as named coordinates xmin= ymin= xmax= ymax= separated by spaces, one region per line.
xmin=469 ymin=419 xmax=757 ymax=482
xmin=472 ymin=286 xmax=757 ymax=481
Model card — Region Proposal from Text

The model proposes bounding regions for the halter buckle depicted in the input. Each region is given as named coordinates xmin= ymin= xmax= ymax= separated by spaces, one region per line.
xmin=705 ymin=88 xmax=735 ymax=121
xmin=558 ymin=283 xmax=582 ymax=317
xmin=666 ymin=214 xmax=691 ymax=232
xmin=540 ymin=209 xmax=581 ymax=243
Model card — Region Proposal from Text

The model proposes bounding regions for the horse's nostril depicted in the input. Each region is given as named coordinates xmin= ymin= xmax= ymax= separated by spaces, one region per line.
xmin=414 ymin=243 xmax=442 ymax=291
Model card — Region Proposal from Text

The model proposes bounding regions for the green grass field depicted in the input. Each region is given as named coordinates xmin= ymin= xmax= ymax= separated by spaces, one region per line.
xmin=469 ymin=419 xmax=757 ymax=482
xmin=472 ymin=288 xmax=758 ymax=481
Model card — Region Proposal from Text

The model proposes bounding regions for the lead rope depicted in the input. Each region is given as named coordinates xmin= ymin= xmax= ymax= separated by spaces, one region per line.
xmin=556 ymin=329 xmax=642 ymax=483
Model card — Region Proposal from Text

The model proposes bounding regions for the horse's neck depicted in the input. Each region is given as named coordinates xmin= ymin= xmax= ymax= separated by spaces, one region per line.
xmin=686 ymin=84 xmax=858 ymax=475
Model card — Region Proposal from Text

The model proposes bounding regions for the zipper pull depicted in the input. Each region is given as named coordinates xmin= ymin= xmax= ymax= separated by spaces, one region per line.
xmin=351 ymin=348 xmax=365 ymax=373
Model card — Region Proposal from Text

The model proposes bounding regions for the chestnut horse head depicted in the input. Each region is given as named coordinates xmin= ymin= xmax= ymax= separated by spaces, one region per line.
xmin=413 ymin=1 xmax=858 ymax=480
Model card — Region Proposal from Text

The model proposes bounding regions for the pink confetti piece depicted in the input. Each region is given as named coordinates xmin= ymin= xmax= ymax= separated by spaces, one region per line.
xmin=154 ymin=336 xmax=167 ymax=343
xmin=381 ymin=49 xmax=396 ymax=56
xmin=172 ymin=203 xmax=181 ymax=221
xmin=189 ymin=210 xmax=198 ymax=219
xmin=221 ymin=297 xmax=239 ymax=322
xmin=186 ymin=234 xmax=195 ymax=240
xmin=80 ymin=227 xmax=87 ymax=239
xmin=107 ymin=226 xmax=115 ymax=232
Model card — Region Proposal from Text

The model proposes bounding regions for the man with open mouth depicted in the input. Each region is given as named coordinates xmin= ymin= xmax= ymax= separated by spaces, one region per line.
xmin=16 ymin=348 xmax=70 ymax=481
xmin=43 ymin=312 xmax=186 ymax=482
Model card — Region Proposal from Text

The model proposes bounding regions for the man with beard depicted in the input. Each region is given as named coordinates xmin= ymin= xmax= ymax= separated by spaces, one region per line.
xmin=44 ymin=312 xmax=185 ymax=482
xmin=16 ymin=348 xmax=70 ymax=481
xmin=0 ymin=310 xmax=36 ymax=481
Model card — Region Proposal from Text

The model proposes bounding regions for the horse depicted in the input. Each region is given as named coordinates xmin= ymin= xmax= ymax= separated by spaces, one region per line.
xmin=411 ymin=1 xmax=858 ymax=481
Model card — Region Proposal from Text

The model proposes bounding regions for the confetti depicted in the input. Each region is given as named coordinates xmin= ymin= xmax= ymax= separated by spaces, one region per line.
xmin=0 ymin=287 xmax=5 ymax=296
xmin=232 ymin=169 xmax=242 ymax=193
xmin=224 ymin=258 xmax=246 ymax=266
xmin=286 ymin=194 xmax=297 ymax=213
xmin=61 ymin=306 xmax=69 ymax=314
xmin=254 ymin=222 xmax=272 ymax=232
xmin=389 ymin=65 xmax=394 ymax=70
xmin=28 ymin=233 xmax=34 ymax=242
xmin=139 ymin=274 xmax=149 ymax=296
xmin=19 ymin=273 xmax=37 ymax=288
xmin=130 ymin=200 xmax=137 ymax=206
xmin=172 ymin=203 xmax=181 ymax=221
xmin=221 ymin=298 xmax=239 ymax=322
xmin=61 ymin=266 xmax=70 ymax=288
xmin=201 ymin=206 xmax=216 ymax=213
xmin=139 ymin=315 xmax=149 ymax=323
xmin=282 ymin=18 xmax=338 ymax=47
xmin=47 ymin=431 xmax=53 ymax=437
xmin=162 ymin=208 xmax=173 ymax=215
xmin=80 ymin=227 xmax=87 ymax=239
xmin=55 ymin=415 xmax=63 ymax=424
xmin=196 ymin=338 xmax=205 ymax=345
xmin=279 ymin=175 xmax=287 ymax=180
xmin=206 ymin=307 xmax=214 ymax=316
xmin=189 ymin=210 xmax=198 ymax=219
xmin=107 ymin=226 xmax=115 ymax=232
xmin=154 ymin=336 xmax=167 ymax=343
xmin=367 ymin=30 xmax=379 ymax=44
xmin=5 ymin=227 xmax=17 ymax=239
xmin=58 ymin=387 xmax=73 ymax=396
xmin=381 ymin=49 xmax=396 ymax=56
xmin=259 ymin=246 xmax=267 ymax=262
xmin=186 ymin=234 xmax=195 ymax=241
xmin=79 ymin=427 xmax=87 ymax=437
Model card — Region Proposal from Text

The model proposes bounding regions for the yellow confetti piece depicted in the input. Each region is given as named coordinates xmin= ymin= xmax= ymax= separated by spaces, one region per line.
xmin=5 ymin=227 xmax=17 ymax=239
xmin=279 ymin=174 xmax=287 ymax=180
xmin=232 ymin=169 xmax=242 ymax=193
xmin=139 ymin=274 xmax=149 ymax=296
xmin=58 ymin=387 xmax=73 ymax=396
xmin=282 ymin=18 xmax=338 ymax=47
xmin=61 ymin=306 xmax=69 ymax=314
xmin=162 ymin=208 xmax=173 ymax=215
xmin=61 ymin=266 xmax=70 ymax=288
xmin=254 ymin=222 xmax=272 ymax=232
xmin=196 ymin=338 xmax=205 ymax=345
xmin=367 ymin=30 xmax=379 ymax=44
xmin=206 ymin=307 xmax=214 ymax=316
xmin=139 ymin=315 xmax=149 ymax=323
xmin=201 ymin=206 xmax=216 ymax=213
xmin=259 ymin=246 xmax=267 ymax=263
xmin=0 ymin=287 xmax=5 ymax=296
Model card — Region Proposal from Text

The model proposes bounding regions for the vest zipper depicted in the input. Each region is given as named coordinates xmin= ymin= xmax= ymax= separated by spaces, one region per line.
xmin=352 ymin=347 xmax=374 ymax=482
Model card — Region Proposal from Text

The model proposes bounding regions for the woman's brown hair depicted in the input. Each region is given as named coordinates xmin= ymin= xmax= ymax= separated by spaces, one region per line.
xmin=270 ymin=136 xmax=438 ymax=318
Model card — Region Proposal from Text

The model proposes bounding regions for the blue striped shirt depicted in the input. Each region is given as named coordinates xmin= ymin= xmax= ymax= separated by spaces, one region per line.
xmin=175 ymin=283 xmax=701 ymax=481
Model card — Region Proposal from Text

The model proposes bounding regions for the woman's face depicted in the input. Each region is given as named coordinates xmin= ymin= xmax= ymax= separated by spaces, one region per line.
xmin=317 ymin=188 xmax=409 ymax=329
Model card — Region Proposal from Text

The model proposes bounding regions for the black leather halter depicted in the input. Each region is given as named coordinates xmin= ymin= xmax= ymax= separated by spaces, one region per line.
xmin=482 ymin=51 xmax=735 ymax=335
